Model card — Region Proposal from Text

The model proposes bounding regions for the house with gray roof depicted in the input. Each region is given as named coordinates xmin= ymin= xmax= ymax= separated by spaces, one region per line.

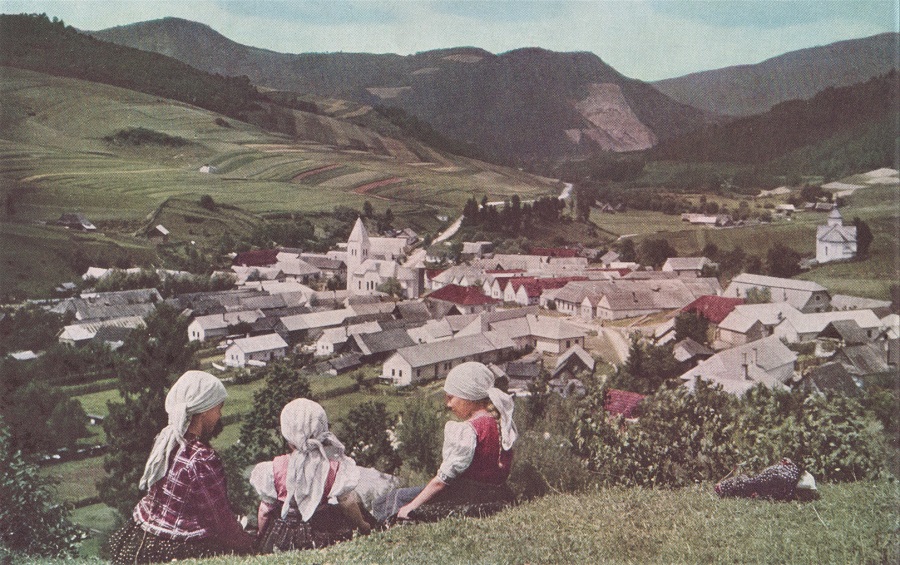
xmin=381 ymin=331 xmax=516 ymax=386
xmin=188 ymin=310 xmax=265 ymax=342
xmin=715 ymin=302 xmax=800 ymax=348
xmin=679 ymin=335 xmax=797 ymax=396
xmin=225 ymin=333 xmax=288 ymax=367
xmin=661 ymin=257 xmax=713 ymax=278
xmin=349 ymin=328 xmax=417 ymax=362
xmin=772 ymin=309 xmax=882 ymax=344
xmin=723 ymin=274 xmax=830 ymax=313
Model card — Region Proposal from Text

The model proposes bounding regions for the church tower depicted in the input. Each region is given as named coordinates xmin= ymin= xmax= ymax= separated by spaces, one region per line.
xmin=346 ymin=217 xmax=370 ymax=292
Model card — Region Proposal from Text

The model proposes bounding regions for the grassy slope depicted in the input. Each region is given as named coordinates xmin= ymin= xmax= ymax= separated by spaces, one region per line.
xmin=595 ymin=183 xmax=899 ymax=299
xmin=30 ymin=481 xmax=897 ymax=565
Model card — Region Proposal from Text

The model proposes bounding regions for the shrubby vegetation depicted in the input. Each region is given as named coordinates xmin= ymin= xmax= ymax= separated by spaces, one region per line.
xmin=573 ymin=380 xmax=886 ymax=488
xmin=103 ymin=127 xmax=191 ymax=147
xmin=90 ymin=268 xmax=235 ymax=297
xmin=461 ymin=194 xmax=565 ymax=236
xmin=0 ymin=421 xmax=85 ymax=559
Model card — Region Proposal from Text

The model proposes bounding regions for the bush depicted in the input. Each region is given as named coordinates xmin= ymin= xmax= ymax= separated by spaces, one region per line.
xmin=0 ymin=421 xmax=85 ymax=558
xmin=395 ymin=397 xmax=443 ymax=475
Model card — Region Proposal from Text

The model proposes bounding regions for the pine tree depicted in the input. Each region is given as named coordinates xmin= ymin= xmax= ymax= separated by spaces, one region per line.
xmin=98 ymin=304 xmax=195 ymax=518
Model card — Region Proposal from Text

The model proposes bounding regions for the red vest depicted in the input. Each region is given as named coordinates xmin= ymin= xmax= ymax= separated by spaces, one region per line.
xmin=272 ymin=453 xmax=339 ymax=506
xmin=459 ymin=413 xmax=513 ymax=485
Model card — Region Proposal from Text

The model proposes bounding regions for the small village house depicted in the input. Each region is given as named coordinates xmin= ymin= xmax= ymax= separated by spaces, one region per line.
xmin=225 ymin=333 xmax=288 ymax=367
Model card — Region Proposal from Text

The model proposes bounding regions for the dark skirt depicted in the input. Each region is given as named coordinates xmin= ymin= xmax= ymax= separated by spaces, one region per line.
xmin=256 ymin=503 xmax=354 ymax=554
xmin=107 ymin=519 xmax=225 ymax=565
xmin=373 ymin=478 xmax=516 ymax=524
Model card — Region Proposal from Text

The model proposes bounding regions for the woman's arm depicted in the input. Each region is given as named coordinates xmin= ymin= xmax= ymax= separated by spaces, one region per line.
xmin=396 ymin=476 xmax=446 ymax=519
xmin=257 ymin=500 xmax=275 ymax=536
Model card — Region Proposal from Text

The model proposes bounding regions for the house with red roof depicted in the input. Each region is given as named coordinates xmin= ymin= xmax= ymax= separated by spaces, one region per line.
xmin=604 ymin=389 xmax=646 ymax=421
xmin=425 ymin=284 xmax=499 ymax=314
xmin=681 ymin=295 xmax=745 ymax=325
xmin=233 ymin=249 xmax=280 ymax=267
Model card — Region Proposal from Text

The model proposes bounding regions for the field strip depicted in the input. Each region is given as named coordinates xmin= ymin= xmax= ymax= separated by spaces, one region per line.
xmin=20 ymin=168 xmax=178 ymax=182
xmin=353 ymin=177 xmax=404 ymax=194
xmin=317 ymin=170 xmax=383 ymax=189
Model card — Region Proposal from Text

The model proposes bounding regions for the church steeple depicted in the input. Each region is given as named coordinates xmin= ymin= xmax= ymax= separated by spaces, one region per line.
xmin=346 ymin=217 xmax=370 ymax=292
xmin=827 ymin=207 xmax=843 ymax=227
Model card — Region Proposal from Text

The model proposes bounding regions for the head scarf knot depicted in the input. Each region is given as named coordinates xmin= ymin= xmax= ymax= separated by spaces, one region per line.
xmin=139 ymin=370 xmax=227 ymax=491
xmin=280 ymin=398 xmax=345 ymax=520
xmin=444 ymin=362 xmax=518 ymax=450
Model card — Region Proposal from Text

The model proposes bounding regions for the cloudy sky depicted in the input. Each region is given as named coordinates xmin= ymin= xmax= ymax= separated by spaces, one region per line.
xmin=2 ymin=1 xmax=897 ymax=80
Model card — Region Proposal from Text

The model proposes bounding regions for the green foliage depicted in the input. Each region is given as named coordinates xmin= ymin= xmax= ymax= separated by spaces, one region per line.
xmin=0 ymin=420 xmax=85 ymax=558
xmin=736 ymin=387 xmax=886 ymax=482
xmin=607 ymin=336 xmax=683 ymax=395
xmin=744 ymin=286 xmax=772 ymax=304
xmin=98 ymin=304 xmax=194 ymax=518
xmin=394 ymin=397 xmax=443 ymax=475
xmin=852 ymin=217 xmax=874 ymax=257
xmin=91 ymin=269 xmax=235 ymax=297
xmin=574 ymin=380 xmax=742 ymax=487
xmin=638 ymin=237 xmax=677 ymax=269
xmin=198 ymin=195 xmax=216 ymax=211
xmin=573 ymin=381 xmax=887 ymax=489
xmin=766 ymin=243 xmax=802 ymax=277
xmin=234 ymin=361 xmax=314 ymax=464
xmin=674 ymin=311 xmax=709 ymax=345
xmin=376 ymin=277 xmax=404 ymax=299
xmin=338 ymin=401 xmax=400 ymax=473
xmin=0 ymin=304 xmax=67 ymax=356
xmin=103 ymin=127 xmax=191 ymax=147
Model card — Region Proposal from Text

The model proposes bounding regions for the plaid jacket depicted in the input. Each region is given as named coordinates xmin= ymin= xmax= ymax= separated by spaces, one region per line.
xmin=134 ymin=437 xmax=237 ymax=540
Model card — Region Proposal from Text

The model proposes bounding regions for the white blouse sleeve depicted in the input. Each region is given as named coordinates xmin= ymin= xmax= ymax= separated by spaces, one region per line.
xmin=326 ymin=454 xmax=361 ymax=505
xmin=437 ymin=420 xmax=477 ymax=484
xmin=249 ymin=461 xmax=278 ymax=505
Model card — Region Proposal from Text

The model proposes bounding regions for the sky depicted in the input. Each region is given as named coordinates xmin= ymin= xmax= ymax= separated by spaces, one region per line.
xmin=2 ymin=1 xmax=897 ymax=81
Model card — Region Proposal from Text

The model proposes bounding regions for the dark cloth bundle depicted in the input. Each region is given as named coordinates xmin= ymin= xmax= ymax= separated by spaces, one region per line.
xmin=714 ymin=458 xmax=802 ymax=501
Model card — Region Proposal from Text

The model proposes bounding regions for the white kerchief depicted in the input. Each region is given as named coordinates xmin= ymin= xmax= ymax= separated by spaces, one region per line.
xmin=280 ymin=398 xmax=345 ymax=520
xmin=444 ymin=362 xmax=518 ymax=450
xmin=139 ymin=370 xmax=227 ymax=491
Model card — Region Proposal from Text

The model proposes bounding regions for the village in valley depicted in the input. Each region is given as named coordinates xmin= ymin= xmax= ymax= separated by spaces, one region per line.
xmin=39 ymin=172 xmax=898 ymax=412
xmin=1 ymin=6 xmax=899 ymax=563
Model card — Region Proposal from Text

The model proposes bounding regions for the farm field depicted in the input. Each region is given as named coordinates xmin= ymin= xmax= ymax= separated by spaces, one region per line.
xmin=2 ymin=67 xmax=558 ymax=226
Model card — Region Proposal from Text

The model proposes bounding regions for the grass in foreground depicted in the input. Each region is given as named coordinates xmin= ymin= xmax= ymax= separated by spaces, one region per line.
xmin=182 ymin=480 xmax=897 ymax=565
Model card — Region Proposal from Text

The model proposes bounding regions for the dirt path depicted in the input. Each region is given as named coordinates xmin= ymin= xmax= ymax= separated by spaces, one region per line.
xmin=21 ymin=169 xmax=176 ymax=182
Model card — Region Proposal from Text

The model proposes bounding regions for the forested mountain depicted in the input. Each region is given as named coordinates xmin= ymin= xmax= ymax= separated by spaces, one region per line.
xmin=652 ymin=72 xmax=898 ymax=174
xmin=0 ymin=14 xmax=303 ymax=137
xmin=90 ymin=17 xmax=713 ymax=161
xmin=652 ymin=33 xmax=899 ymax=117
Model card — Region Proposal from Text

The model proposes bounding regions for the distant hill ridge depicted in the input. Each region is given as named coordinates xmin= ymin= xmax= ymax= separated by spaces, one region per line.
xmin=652 ymin=71 xmax=899 ymax=172
xmin=89 ymin=17 xmax=713 ymax=160
xmin=653 ymin=33 xmax=900 ymax=117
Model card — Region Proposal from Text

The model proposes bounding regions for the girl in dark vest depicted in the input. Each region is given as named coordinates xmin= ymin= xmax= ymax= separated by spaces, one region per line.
xmin=373 ymin=362 xmax=518 ymax=523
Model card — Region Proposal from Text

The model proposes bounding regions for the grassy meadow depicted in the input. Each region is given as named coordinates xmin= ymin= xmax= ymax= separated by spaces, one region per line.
xmin=26 ymin=481 xmax=899 ymax=565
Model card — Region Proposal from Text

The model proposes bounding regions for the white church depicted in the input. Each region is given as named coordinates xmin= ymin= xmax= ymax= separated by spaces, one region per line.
xmin=816 ymin=207 xmax=857 ymax=264
xmin=345 ymin=218 xmax=421 ymax=298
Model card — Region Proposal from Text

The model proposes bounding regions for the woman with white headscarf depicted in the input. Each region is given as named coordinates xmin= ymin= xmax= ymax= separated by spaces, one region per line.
xmin=108 ymin=371 xmax=254 ymax=564
xmin=250 ymin=398 xmax=377 ymax=553
xmin=372 ymin=362 xmax=518 ymax=523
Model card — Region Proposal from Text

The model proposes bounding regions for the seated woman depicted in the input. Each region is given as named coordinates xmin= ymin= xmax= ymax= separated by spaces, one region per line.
xmin=251 ymin=398 xmax=376 ymax=553
xmin=108 ymin=371 xmax=254 ymax=564
xmin=373 ymin=362 xmax=518 ymax=523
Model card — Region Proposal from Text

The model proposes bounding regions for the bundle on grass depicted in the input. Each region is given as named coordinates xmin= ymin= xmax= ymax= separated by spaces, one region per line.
xmin=714 ymin=458 xmax=818 ymax=501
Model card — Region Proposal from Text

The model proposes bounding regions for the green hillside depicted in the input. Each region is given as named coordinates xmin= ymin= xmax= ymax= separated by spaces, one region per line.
xmin=19 ymin=481 xmax=898 ymax=565
xmin=653 ymin=32 xmax=900 ymax=117
xmin=651 ymin=72 xmax=898 ymax=171
xmin=0 ymin=65 xmax=559 ymax=299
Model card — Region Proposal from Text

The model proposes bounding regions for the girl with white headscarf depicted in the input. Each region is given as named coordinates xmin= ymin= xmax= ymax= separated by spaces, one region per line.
xmin=372 ymin=362 xmax=518 ymax=523
xmin=250 ymin=399 xmax=379 ymax=552
xmin=108 ymin=371 xmax=254 ymax=564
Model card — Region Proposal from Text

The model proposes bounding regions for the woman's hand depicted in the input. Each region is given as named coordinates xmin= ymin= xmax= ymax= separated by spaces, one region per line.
xmin=396 ymin=504 xmax=414 ymax=520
